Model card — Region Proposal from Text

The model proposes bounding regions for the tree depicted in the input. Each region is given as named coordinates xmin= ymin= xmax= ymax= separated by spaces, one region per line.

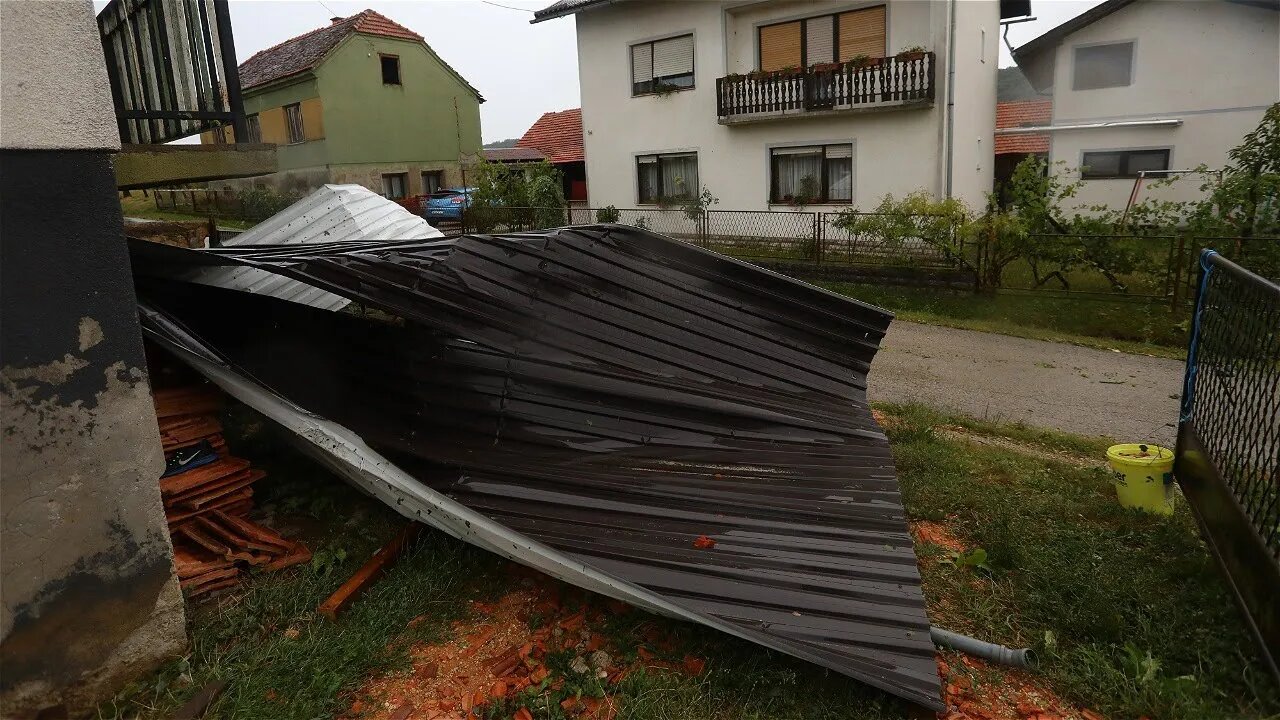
xmin=466 ymin=159 xmax=567 ymax=232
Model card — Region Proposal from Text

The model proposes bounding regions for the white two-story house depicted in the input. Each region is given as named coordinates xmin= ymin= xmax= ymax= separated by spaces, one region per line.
xmin=1012 ymin=0 xmax=1279 ymax=210
xmin=533 ymin=0 xmax=1028 ymax=214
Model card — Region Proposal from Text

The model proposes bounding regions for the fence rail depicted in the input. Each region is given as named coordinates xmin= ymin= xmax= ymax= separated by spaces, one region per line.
xmin=153 ymin=187 xmax=292 ymax=220
xmin=715 ymin=53 xmax=936 ymax=121
xmin=460 ymin=206 xmax=962 ymax=271
xmin=98 ymin=0 xmax=245 ymax=144
xmin=1175 ymin=250 xmax=1280 ymax=680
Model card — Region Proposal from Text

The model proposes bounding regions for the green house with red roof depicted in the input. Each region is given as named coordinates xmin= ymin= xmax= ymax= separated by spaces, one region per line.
xmin=203 ymin=9 xmax=483 ymax=199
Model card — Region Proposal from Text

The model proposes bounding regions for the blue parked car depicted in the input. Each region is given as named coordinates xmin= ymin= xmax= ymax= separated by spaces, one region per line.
xmin=422 ymin=187 xmax=474 ymax=225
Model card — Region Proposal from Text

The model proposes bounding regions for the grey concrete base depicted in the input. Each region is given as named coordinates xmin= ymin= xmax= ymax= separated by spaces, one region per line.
xmin=1 ymin=149 xmax=185 ymax=719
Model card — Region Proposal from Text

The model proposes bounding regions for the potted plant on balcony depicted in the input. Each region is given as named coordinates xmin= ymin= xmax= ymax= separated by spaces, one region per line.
xmin=896 ymin=45 xmax=927 ymax=62
xmin=810 ymin=61 xmax=842 ymax=73
xmin=778 ymin=65 xmax=804 ymax=78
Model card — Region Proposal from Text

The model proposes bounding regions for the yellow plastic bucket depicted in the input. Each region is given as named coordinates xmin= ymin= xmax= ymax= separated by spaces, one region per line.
xmin=1106 ymin=444 xmax=1175 ymax=515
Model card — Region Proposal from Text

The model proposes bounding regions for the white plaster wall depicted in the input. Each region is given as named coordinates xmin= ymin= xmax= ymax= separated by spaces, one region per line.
xmin=947 ymin=0 xmax=1000 ymax=210
xmin=1048 ymin=0 xmax=1278 ymax=121
xmin=0 ymin=0 xmax=121 ymax=151
xmin=1051 ymin=109 xmax=1271 ymax=210
xmin=1040 ymin=0 xmax=1279 ymax=210
xmin=576 ymin=0 xmax=994 ymax=212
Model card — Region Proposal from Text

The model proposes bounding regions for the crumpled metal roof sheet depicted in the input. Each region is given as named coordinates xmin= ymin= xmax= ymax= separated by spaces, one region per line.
xmin=131 ymin=225 xmax=942 ymax=710
xmin=181 ymin=184 xmax=442 ymax=311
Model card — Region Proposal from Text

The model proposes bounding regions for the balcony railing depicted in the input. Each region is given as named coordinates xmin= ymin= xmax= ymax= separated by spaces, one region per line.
xmin=716 ymin=52 xmax=935 ymax=124
xmin=98 ymin=0 xmax=246 ymax=144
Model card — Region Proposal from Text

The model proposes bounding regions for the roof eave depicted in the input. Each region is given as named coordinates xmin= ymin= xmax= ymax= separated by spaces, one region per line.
xmin=530 ymin=0 xmax=620 ymax=24
xmin=1012 ymin=0 xmax=1139 ymax=63
xmin=242 ymin=68 xmax=318 ymax=96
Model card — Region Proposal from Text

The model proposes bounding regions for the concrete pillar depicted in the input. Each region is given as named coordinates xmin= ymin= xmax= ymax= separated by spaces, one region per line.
xmin=0 ymin=1 xmax=186 ymax=717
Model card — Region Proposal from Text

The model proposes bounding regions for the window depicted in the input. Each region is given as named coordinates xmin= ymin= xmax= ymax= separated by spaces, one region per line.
xmin=381 ymin=55 xmax=401 ymax=85
xmin=284 ymin=103 xmax=305 ymax=144
xmin=1081 ymin=149 xmax=1170 ymax=179
xmin=636 ymin=152 xmax=698 ymax=204
xmin=382 ymin=172 xmax=408 ymax=199
xmin=770 ymin=144 xmax=853 ymax=204
xmin=631 ymin=34 xmax=694 ymax=96
xmin=245 ymin=114 xmax=261 ymax=144
xmin=421 ymin=170 xmax=442 ymax=195
xmin=758 ymin=6 xmax=886 ymax=71
xmin=1073 ymin=42 xmax=1133 ymax=90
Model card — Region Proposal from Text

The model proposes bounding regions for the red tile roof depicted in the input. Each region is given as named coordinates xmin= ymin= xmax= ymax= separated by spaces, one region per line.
xmin=517 ymin=109 xmax=584 ymax=165
xmin=995 ymin=99 xmax=1053 ymax=155
xmin=484 ymin=147 xmax=547 ymax=162
xmin=238 ymin=10 xmax=481 ymax=100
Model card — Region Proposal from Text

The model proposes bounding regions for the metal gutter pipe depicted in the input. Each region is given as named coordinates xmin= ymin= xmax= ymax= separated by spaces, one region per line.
xmin=931 ymin=627 xmax=1035 ymax=669
xmin=944 ymin=0 xmax=957 ymax=199
xmin=995 ymin=118 xmax=1184 ymax=134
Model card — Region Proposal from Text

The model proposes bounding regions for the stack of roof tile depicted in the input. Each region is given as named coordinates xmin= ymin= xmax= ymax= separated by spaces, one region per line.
xmin=154 ymin=385 xmax=311 ymax=598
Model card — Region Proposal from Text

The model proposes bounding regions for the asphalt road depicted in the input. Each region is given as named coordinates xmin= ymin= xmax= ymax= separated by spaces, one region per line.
xmin=868 ymin=321 xmax=1185 ymax=446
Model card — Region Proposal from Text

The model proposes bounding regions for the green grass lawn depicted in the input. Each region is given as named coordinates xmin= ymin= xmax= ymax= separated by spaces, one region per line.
xmin=100 ymin=404 xmax=1276 ymax=720
xmin=119 ymin=194 xmax=257 ymax=230
xmin=813 ymin=281 xmax=1191 ymax=359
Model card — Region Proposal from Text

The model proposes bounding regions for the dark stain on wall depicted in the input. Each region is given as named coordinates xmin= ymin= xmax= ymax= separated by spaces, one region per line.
xmin=1 ymin=151 xmax=150 ymax=407
xmin=0 ymin=526 xmax=172 ymax=693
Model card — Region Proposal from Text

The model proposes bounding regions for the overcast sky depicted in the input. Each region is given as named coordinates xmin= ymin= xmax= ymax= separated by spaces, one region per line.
xmin=117 ymin=0 xmax=1110 ymax=143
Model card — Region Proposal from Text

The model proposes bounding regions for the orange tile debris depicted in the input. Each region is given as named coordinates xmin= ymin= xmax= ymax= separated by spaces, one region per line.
xmin=911 ymin=520 xmax=968 ymax=553
xmin=155 ymin=383 xmax=309 ymax=599
xmin=936 ymin=654 xmax=1105 ymax=720
xmin=351 ymin=564 xmax=705 ymax=720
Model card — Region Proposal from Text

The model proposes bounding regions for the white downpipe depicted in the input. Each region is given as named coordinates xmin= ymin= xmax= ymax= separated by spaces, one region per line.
xmin=944 ymin=0 xmax=957 ymax=199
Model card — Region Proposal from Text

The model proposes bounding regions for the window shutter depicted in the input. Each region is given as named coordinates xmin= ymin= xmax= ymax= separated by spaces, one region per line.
xmin=632 ymin=43 xmax=653 ymax=83
xmin=805 ymin=16 xmax=834 ymax=65
xmin=652 ymin=35 xmax=693 ymax=78
xmin=824 ymin=144 xmax=853 ymax=159
xmin=759 ymin=21 xmax=802 ymax=71
xmin=773 ymin=146 xmax=823 ymax=156
xmin=838 ymin=6 xmax=886 ymax=61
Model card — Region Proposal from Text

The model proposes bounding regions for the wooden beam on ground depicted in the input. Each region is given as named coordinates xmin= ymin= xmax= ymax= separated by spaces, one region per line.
xmin=317 ymin=523 xmax=422 ymax=621
xmin=172 ymin=679 xmax=229 ymax=720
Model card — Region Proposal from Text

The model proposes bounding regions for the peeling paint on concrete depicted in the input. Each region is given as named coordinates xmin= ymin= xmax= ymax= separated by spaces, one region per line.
xmin=78 ymin=318 xmax=104 ymax=352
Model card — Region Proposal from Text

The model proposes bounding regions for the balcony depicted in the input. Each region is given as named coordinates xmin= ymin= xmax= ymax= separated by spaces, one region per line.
xmin=98 ymin=0 xmax=275 ymax=187
xmin=715 ymin=52 xmax=935 ymax=125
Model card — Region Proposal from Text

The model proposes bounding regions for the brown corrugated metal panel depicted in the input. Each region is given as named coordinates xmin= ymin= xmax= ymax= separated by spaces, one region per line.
xmin=759 ymin=21 xmax=802 ymax=71
xmin=130 ymin=226 xmax=943 ymax=711
xmin=838 ymin=6 xmax=887 ymax=61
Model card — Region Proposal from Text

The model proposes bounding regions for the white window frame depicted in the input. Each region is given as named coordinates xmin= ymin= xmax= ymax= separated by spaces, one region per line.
xmin=1071 ymin=40 xmax=1136 ymax=91
xmin=630 ymin=33 xmax=695 ymax=97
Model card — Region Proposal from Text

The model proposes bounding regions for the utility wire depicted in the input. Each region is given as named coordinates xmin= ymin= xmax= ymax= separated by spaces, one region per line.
xmin=480 ymin=0 xmax=534 ymax=12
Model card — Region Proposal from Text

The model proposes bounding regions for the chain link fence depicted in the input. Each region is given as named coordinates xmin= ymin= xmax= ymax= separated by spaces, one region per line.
xmin=1175 ymin=249 xmax=1280 ymax=675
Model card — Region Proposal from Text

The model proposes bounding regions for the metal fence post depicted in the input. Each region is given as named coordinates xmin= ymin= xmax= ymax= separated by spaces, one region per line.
xmin=814 ymin=212 xmax=823 ymax=264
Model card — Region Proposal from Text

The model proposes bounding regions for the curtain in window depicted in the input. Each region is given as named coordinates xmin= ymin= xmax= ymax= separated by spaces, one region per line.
xmin=661 ymin=154 xmax=698 ymax=198
xmin=825 ymin=145 xmax=853 ymax=201
xmin=774 ymin=147 xmax=822 ymax=201
xmin=638 ymin=156 xmax=659 ymax=202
